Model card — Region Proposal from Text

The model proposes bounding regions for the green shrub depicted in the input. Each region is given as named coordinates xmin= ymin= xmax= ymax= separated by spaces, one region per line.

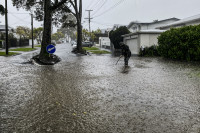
xmin=158 ymin=25 xmax=200 ymax=61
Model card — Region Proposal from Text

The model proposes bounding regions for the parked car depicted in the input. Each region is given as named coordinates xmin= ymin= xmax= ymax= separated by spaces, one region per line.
xmin=72 ymin=44 xmax=77 ymax=49
xmin=71 ymin=41 xmax=93 ymax=51
xmin=70 ymin=40 xmax=77 ymax=46
xmin=82 ymin=41 xmax=93 ymax=47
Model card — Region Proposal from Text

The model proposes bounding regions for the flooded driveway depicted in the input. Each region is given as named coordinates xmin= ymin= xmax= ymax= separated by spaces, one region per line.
xmin=0 ymin=43 xmax=200 ymax=133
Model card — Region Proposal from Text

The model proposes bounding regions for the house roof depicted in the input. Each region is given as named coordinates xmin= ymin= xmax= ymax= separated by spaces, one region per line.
xmin=157 ymin=14 xmax=200 ymax=29
xmin=122 ymin=29 xmax=166 ymax=37
xmin=127 ymin=18 xmax=180 ymax=29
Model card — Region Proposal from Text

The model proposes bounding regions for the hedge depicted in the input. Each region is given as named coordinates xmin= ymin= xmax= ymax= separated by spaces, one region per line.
xmin=158 ymin=25 xmax=200 ymax=61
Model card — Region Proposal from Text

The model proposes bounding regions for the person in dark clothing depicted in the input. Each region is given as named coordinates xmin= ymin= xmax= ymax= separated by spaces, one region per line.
xmin=120 ymin=42 xmax=131 ymax=66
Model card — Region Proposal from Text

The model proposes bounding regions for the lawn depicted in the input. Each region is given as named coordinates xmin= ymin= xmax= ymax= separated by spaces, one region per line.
xmin=83 ymin=47 xmax=99 ymax=50
xmin=82 ymin=47 xmax=111 ymax=54
xmin=9 ymin=48 xmax=37 ymax=52
xmin=0 ymin=52 xmax=19 ymax=56
xmin=89 ymin=50 xmax=111 ymax=54
xmin=35 ymin=45 xmax=41 ymax=47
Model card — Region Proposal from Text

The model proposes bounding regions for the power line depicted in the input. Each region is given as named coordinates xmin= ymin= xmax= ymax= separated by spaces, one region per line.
xmin=91 ymin=21 xmax=115 ymax=26
xmin=83 ymin=0 xmax=102 ymax=18
xmin=93 ymin=0 xmax=126 ymax=18
xmin=90 ymin=0 xmax=104 ymax=10
xmin=86 ymin=0 xmax=99 ymax=10
xmin=91 ymin=0 xmax=108 ymax=16
xmin=9 ymin=13 xmax=31 ymax=24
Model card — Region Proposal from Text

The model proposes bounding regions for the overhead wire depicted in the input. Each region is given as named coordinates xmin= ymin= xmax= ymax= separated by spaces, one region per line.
xmin=89 ymin=0 xmax=104 ymax=10
xmin=83 ymin=0 xmax=99 ymax=18
xmin=91 ymin=20 xmax=114 ymax=26
xmin=86 ymin=0 xmax=99 ymax=10
xmin=93 ymin=0 xmax=126 ymax=18
xmin=91 ymin=0 xmax=108 ymax=16
xmin=9 ymin=13 xmax=31 ymax=25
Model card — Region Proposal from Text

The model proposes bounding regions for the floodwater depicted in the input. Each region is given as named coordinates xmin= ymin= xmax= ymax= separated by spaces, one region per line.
xmin=0 ymin=43 xmax=200 ymax=133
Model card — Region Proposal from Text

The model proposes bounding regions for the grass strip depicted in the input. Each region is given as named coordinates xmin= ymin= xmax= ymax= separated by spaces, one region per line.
xmin=35 ymin=45 xmax=41 ymax=47
xmin=9 ymin=48 xmax=37 ymax=52
xmin=0 ymin=52 xmax=19 ymax=56
xmin=83 ymin=47 xmax=99 ymax=51
xmin=90 ymin=50 xmax=111 ymax=54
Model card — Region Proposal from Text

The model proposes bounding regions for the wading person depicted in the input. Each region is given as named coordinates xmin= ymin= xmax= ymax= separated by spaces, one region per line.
xmin=120 ymin=42 xmax=131 ymax=66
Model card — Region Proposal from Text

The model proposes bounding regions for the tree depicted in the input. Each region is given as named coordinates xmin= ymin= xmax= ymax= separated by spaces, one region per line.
xmin=57 ymin=27 xmax=76 ymax=41
xmin=58 ymin=0 xmax=84 ymax=53
xmin=33 ymin=27 xmax=43 ymax=44
xmin=12 ymin=0 xmax=70 ymax=64
xmin=51 ymin=31 xmax=64 ymax=42
xmin=93 ymin=28 xmax=101 ymax=34
xmin=16 ymin=26 xmax=31 ymax=39
xmin=82 ymin=29 xmax=89 ymax=41
xmin=0 ymin=4 xmax=4 ymax=15
xmin=109 ymin=26 xmax=130 ymax=49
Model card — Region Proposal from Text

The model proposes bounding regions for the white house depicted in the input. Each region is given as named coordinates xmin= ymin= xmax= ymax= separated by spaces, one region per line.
xmin=99 ymin=37 xmax=110 ymax=49
xmin=0 ymin=25 xmax=13 ymax=33
xmin=122 ymin=29 xmax=165 ymax=55
xmin=122 ymin=18 xmax=179 ymax=55
xmin=157 ymin=14 xmax=200 ymax=30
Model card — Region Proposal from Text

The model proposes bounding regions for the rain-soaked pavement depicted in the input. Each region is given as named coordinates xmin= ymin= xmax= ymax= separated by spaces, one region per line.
xmin=0 ymin=43 xmax=200 ymax=133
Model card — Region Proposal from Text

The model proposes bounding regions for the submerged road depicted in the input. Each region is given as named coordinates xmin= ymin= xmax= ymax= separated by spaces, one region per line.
xmin=0 ymin=43 xmax=200 ymax=133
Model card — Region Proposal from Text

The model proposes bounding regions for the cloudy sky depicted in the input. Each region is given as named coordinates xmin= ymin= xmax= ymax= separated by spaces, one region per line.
xmin=1 ymin=0 xmax=200 ymax=32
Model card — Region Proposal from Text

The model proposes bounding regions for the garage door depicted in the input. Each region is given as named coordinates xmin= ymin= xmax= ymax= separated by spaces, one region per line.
xmin=126 ymin=38 xmax=139 ymax=55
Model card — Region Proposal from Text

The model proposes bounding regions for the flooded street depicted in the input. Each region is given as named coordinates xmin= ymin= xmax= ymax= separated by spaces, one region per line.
xmin=0 ymin=43 xmax=200 ymax=133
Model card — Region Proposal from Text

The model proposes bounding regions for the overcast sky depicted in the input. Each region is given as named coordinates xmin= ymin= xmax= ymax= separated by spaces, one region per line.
xmin=1 ymin=0 xmax=200 ymax=32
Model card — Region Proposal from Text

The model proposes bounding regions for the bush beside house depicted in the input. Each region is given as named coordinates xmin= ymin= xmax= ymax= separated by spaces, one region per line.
xmin=109 ymin=26 xmax=130 ymax=49
xmin=158 ymin=24 xmax=200 ymax=61
xmin=139 ymin=45 xmax=160 ymax=57
xmin=0 ymin=40 xmax=3 ymax=48
xmin=109 ymin=26 xmax=130 ymax=55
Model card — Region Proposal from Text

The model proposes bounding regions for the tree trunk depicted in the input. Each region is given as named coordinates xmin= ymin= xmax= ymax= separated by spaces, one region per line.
xmin=76 ymin=18 xmax=82 ymax=52
xmin=39 ymin=0 xmax=52 ymax=60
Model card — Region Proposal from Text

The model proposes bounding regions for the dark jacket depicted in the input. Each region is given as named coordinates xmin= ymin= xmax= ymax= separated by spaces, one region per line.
xmin=121 ymin=44 xmax=131 ymax=57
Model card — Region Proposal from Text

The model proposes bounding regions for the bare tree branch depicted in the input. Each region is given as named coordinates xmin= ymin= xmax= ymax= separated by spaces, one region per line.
xmin=79 ymin=0 xmax=82 ymax=20
xmin=69 ymin=0 xmax=77 ymax=14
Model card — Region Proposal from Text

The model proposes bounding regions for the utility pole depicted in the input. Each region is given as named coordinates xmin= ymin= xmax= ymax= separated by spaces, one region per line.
xmin=5 ymin=0 xmax=8 ymax=55
xmin=84 ymin=10 xmax=93 ymax=33
xmin=31 ymin=13 xmax=34 ymax=48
